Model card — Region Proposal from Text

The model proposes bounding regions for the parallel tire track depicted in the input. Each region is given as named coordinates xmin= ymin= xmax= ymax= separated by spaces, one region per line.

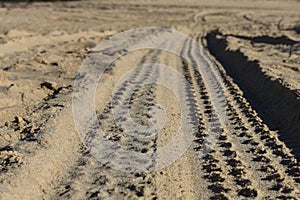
xmin=54 ymin=29 xmax=300 ymax=200
xmin=1 ymin=27 xmax=300 ymax=200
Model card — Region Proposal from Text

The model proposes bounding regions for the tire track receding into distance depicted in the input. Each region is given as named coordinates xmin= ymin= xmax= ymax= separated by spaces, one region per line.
xmin=53 ymin=49 xmax=163 ymax=199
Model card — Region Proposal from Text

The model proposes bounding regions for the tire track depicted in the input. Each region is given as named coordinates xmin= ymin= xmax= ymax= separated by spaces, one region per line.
xmin=182 ymin=38 xmax=237 ymax=199
xmin=1 ymin=1 xmax=300 ymax=199
xmin=197 ymin=37 xmax=300 ymax=199
xmin=1 ymin=26 xmax=299 ymax=200
xmin=218 ymin=65 xmax=300 ymax=199
xmin=177 ymin=35 xmax=300 ymax=199
xmin=152 ymin=38 xmax=201 ymax=199
xmin=52 ymin=48 xmax=164 ymax=199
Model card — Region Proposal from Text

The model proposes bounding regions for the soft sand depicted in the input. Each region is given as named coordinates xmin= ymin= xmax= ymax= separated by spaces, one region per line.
xmin=0 ymin=0 xmax=300 ymax=199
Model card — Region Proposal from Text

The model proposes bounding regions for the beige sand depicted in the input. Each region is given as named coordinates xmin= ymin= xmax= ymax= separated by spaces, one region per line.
xmin=0 ymin=0 xmax=300 ymax=199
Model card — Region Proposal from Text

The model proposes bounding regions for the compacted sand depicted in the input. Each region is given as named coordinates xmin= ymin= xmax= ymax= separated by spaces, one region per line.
xmin=0 ymin=0 xmax=300 ymax=199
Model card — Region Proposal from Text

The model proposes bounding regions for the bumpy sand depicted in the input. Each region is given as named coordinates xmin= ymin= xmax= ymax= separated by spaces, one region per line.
xmin=0 ymin=0 xmax=300 ymax=199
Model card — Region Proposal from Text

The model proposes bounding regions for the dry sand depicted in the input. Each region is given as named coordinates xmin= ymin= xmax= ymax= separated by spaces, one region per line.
xmin=0 ymin=0 xmax=300 ymax=199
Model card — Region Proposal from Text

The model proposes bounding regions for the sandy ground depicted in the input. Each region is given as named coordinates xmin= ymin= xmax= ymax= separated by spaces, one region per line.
xmin=0 ymin=0 xmax=300 ymax=199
